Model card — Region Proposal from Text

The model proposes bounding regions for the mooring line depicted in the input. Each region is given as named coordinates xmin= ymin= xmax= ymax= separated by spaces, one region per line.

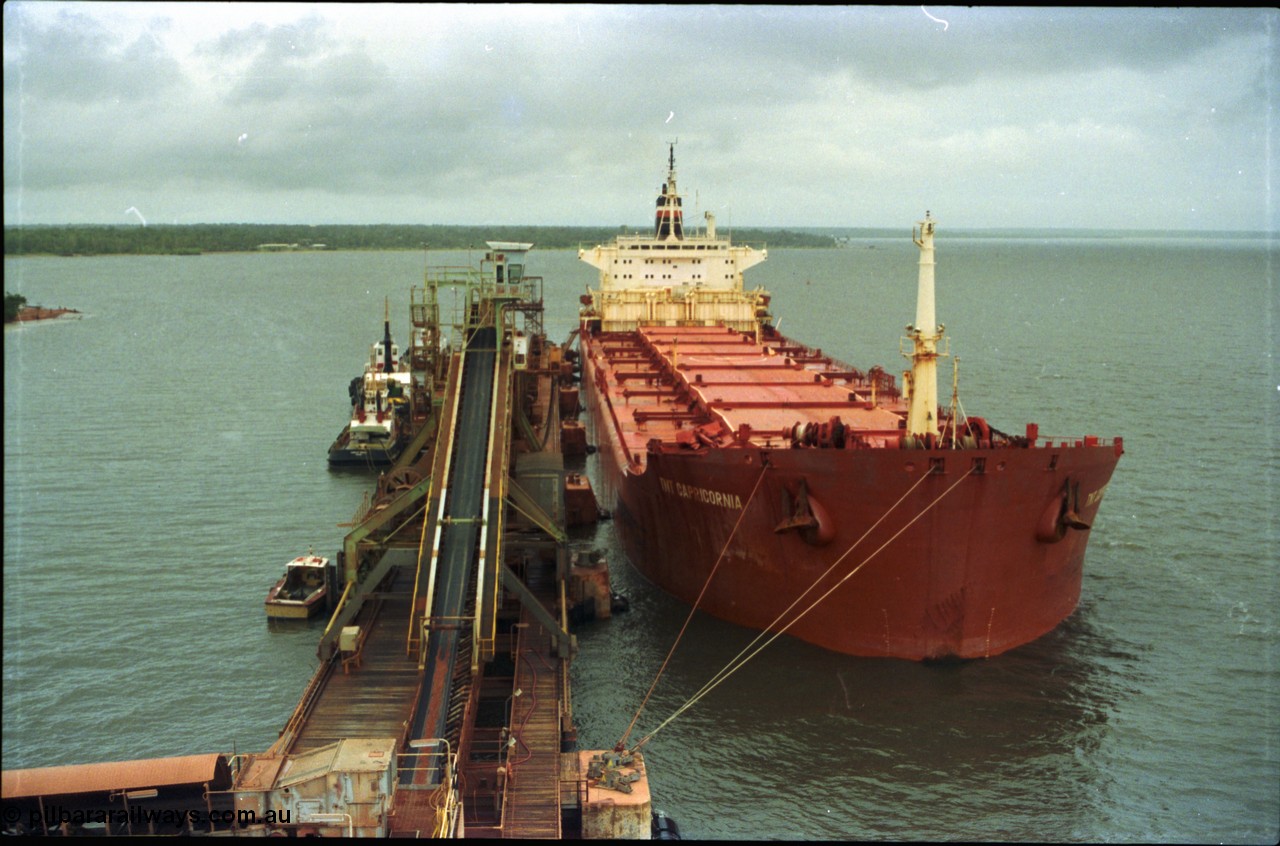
xmin=648 ymin=465 xmax=935 ymax=722
xmin=616 ymin=462 xmax=771 ymax=750
xmin=631 ymin=466 xmax=976 ymax=752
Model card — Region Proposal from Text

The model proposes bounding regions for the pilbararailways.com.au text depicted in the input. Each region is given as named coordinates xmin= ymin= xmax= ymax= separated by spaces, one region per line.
xmin=8 ymin=804 xmax=292 ymax=831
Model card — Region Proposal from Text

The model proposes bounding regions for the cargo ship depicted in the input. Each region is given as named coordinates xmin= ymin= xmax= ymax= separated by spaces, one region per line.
xmin=327 ymin=307 xmax=415 ymax=467
xmin=576 ymin=148 xmax=1123 ymax=660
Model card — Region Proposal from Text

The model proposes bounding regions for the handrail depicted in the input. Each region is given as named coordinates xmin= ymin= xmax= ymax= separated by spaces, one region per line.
xmin=267 ymin=654 xmax=334 ymax=757
xmin=397 ymin=743 xmax=460 ymax=836
xmin=495 ymin=622 xmax=524 ymax=831
xmin=319 ymin=580 xmax=356 ymax=645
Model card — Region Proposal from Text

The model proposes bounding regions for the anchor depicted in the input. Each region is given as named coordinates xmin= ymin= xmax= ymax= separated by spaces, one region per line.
xmin=1062 ymin=480 xmax=1092 ymax=531
xmin=774 ymin=478 xmax=819 ymax=535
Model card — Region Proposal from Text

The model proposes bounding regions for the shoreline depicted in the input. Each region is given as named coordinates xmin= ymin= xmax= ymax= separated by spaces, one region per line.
xmin=7 ymin=306 xmax=81 ymax=324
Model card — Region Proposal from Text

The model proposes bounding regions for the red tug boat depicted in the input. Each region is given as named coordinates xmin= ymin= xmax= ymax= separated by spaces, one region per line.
xmin=576 ymin=148 xmax=1122 ymax=660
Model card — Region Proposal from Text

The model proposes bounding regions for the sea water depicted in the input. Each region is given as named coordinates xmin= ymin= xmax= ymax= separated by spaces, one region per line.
xmin=4 ymin=236 xmax=1276 ymax=842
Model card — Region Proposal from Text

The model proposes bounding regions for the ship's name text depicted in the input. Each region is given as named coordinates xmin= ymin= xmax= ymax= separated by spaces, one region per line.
xmin=1085 ymin=483 xmax=1108 ymax=509
xmin=660 ymin=478 xmax=744 ymax=510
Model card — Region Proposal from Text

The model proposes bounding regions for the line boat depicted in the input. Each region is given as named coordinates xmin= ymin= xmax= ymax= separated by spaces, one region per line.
xmin=328 ymin=305 xmax=416 ymax=467
xmin=576 ymin=147 xmax=1123 ymax=660
xmin=264 ymin=554 xmax=330 ymax=619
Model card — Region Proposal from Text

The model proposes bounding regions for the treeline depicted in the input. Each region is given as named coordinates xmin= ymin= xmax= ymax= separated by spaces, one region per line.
xmin=5 ymin=292 xmax=26 ymax=322
xmin=4 ymin=224 xmax=833 ymax=256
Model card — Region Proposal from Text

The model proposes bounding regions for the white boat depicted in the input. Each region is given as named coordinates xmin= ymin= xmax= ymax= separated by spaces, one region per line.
xmin=265 ymin=554 xmax=330 ymax=620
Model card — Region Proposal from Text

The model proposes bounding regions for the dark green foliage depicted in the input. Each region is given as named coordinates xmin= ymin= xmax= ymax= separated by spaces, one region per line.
xmin=3 ymin=223 xmax=834 ymax=256
xmin=5 ymin=291 xmax=28 ymax=322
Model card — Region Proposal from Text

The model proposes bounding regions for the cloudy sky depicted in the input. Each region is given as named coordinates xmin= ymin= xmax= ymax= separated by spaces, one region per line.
xmin=3 ymin=4 xmax=1276 ymax=231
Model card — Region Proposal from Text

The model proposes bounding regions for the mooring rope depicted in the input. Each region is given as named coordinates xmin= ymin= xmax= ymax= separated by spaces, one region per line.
xmin=630 ymin=465 xmax=976 ymax=753
xmin=615 ymin=462 xmax=772 ymax=750
xmin=640 ymin=466 xmax=934 ymax=724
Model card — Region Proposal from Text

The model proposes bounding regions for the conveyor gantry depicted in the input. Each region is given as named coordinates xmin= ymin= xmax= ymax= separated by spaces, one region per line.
xmin=10 ymin=242 xmax=651 ymax=840
xmin=245 ymin=243 xmax=582 ymax=840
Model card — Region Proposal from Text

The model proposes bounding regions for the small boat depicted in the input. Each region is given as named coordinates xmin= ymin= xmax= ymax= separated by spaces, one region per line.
xmin=328 ymin=305 xmax=416 ymax=468
xmin=265 ymin=554 xmax=330 ymax=619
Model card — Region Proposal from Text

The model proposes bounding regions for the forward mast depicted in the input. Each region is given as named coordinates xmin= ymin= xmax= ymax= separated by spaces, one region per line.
xmin=904 ymin=213 xmax=947 ymax=440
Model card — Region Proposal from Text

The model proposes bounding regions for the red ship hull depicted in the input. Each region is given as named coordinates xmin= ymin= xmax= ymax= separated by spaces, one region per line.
xmin=580 ymin=328 xmax=1122 ymax=660
xmin=575 ymin=152 xmax=1121 ymax=660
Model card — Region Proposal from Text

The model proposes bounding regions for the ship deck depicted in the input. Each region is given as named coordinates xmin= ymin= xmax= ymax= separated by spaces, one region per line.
xmin=585 ymin=324 xmax=906 ymax=464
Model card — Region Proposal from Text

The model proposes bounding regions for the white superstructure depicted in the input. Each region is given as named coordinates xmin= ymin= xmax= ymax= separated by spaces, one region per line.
xmin=579 ymin=145 xmax=769 ymax=332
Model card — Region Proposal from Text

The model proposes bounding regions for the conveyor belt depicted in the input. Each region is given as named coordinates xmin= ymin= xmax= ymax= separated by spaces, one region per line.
xmin=404 ymin=326 xmax=498 ymax=785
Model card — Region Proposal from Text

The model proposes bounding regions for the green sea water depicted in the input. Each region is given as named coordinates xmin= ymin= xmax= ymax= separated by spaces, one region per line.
xmin=4 ymin=235 xmax=1277 ymax=841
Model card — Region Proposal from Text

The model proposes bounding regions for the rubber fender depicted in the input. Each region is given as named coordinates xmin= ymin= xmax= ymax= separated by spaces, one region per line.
xmin=653 ymin=811 xmax=682 ymax=840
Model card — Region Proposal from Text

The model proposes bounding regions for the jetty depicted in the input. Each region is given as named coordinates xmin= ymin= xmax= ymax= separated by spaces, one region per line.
xmin=1 ymin=244 xmax=652 ymax=839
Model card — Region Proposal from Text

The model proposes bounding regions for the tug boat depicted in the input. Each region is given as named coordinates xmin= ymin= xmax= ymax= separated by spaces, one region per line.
xmin=575 ymin=147 xmax=1123 ymax=660
xmin=264 ymin=554 xmax=330 ymax=620
xmin=328 ymin=308 xmax=415 ymax=468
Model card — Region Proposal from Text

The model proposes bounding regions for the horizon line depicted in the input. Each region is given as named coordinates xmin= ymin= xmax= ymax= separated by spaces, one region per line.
xmin=3 ymin=222 xmax=1275 ymax=236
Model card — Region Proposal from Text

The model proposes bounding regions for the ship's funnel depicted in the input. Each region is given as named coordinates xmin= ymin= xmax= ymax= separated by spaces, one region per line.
xmin=382 ymin=298 xmax=394 ymax=374
xmin=654 ymin=143 xmax=684 ymax=240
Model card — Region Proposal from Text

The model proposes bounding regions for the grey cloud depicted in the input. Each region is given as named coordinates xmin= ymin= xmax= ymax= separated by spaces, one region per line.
xmin=203 ymin=16 xmax=387 ymax=104
xmin=3 ymin=6 xmax=185 ymax=103
xmin=607 ymin=6 xmax=1266 ymax=91
xmin=3 ymin=4 xmax=1274 ymax=229
xmin=200 ymin=13 xmax=332 ymax=62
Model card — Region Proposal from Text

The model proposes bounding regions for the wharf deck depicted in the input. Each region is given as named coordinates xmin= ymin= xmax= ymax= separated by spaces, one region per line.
xmin=501 ymin=610 xmax=564 ymax=838
xmin=289 ymin=567 xmax=419 ymax=753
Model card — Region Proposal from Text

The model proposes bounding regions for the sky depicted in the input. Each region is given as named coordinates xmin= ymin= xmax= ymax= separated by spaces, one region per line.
xmin=3 ymin=4 xmax=1277 ymax=231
